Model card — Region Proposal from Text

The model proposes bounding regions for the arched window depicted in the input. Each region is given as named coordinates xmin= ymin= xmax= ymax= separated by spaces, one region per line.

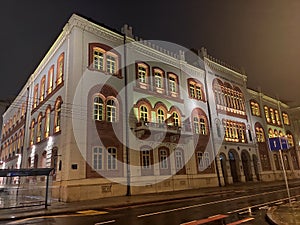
xmin=255 ymin=127 xmax=265 ymax=142
xmin=193 ymin=117 xmax=200 ymax=134
xmin=140 ymin=106 xmax=148 ymax=122
xmin=106 ymin=99 xmax=116 ymax=122
xmin=250 ymin=101 xmax=260 ymax=116
xmin=36 ymin=114 xmax=42 ymax=142
xmin=30 ymin=119 xmax=35 ymax=146
xmin=275 ymin=110 xmax=281 ymax=126
xmin=40 ymin=76 xmax=46 ymax=102
xmin=199 ymin=118 xmax=207 ymax=135
xmin=56 ymin=53 xmax=64 ymax=85
xmin=270 ymin=108 xmax=275 ymax=124
xmin=141 ymin=150 xmax=151 ymax=169
xmin=188 ymin=79 xmax=205 ymax=101
xmin=168 ymin=73 xmax=179 ymax=98
xmin=154 ymin=69 xmax=163 ymax=89
xmin=89 ymin=43 xmax=120 ymax=76
xmin=282 ymin=112 xmax=290 ymax=125
xmin=54 ymin=99 xmax=62 ymax=133
xmin=159 ymin=149 xmax=168 ymax=169
xmin=44 ymin=107 xmax=51 ymax=138
xmin=157 ymin=109 xmax=165 ymax=124
xmin=287 ymin=132 xmax=294 ymax=147
xmin=264 ymin=106 xmax=270 ymax=123
xmin=172 ymin=112 xmax=180 ymax=127
xmin=268 ymin=128 xmax=273 ymax=138
xmin=33 ymin=84 xmax=39 ymax=109
xmin=47 ymin=65 xmax=54 ymax=94
xmin=93 ymin=96 xmax=104 ymax=121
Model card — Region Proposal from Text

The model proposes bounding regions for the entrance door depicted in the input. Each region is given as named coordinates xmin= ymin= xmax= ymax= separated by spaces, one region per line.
xmin=241 ymin=151 xmax=252 ymax=182
xmin=220 ymin=153 xmax=228 ymax=185
xmin=228 ymin=151 xmax=239 ymax=182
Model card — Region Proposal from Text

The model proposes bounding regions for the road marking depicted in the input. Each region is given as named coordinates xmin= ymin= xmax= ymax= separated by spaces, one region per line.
xmin=226 ymin=194 xmax=300 ymax=214
xmin=226 ymin=217 xmax=254 ymax=225
xmin=137 ymin=188 xmax=300 ymax=218
xmin=95 ymin=220 xmax=116 ymax=225
xmin=7 ymin=210 xmax=109 ymax=225
xmin=77 ymin=210 xmax=108 ymax=215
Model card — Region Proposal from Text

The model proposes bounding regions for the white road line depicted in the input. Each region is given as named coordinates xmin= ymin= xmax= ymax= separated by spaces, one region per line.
xmin=227 ymin=193 xmax=300 ymax=214
xmin=137 ymin=187 xmax=300 ymax=218
xmin=95 ymin=220 xmax=116 ymax=225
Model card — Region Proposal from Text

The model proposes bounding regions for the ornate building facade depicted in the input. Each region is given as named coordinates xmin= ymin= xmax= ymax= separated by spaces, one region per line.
xmin=0 ymin=14 xmax=299 ymax=202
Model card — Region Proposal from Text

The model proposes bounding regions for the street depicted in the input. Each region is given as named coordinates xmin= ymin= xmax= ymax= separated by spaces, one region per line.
xmin=1 ymin=182 xmax=300 ymax=225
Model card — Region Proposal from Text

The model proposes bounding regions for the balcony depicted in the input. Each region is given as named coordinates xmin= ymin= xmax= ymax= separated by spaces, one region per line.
xmin=134 ymin=121 xmax=193 ymax=141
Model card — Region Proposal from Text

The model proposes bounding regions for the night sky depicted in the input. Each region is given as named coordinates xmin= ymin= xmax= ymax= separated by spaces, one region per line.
xmin=1 ymin=0 xmax=300 ymax=107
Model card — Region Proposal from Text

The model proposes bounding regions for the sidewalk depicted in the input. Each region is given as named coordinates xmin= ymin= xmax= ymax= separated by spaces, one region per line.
xmin=0 ymin=180 xmax=298 ymax=223
xmin=267 ymin=201 xmax=300 ymax=225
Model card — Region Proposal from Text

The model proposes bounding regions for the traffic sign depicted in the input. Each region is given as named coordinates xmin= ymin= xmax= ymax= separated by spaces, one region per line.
xmin=268 ymin=137 xmax=290 ymax=151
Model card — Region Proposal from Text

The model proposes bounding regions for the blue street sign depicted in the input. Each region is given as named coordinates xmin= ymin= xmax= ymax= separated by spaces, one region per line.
xmin=280 ymin=137 xmax=289 ymax=150
xmin=268 ymin=137 xmax=281 ymax=151
xmin=268 ymin=137 xmax=290 ymax=151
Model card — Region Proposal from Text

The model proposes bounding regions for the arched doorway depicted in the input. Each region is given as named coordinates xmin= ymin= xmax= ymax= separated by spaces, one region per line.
xmin=252 ymin=154 xmax=260 ymax=181
xmin=228 ymin=150 xmax=239 ymax=182
xmin=241 ymin=150 xmax=253 ymax=182
xmin=219 ymin=153 xmax=228 ymax=185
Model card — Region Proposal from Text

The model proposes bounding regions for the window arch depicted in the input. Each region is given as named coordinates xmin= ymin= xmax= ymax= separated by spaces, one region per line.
xmin=188 ymin=78 xmax=205 ymax=101
xmin=89 ymin=43 xmax=121 ymax=76
xmin=44 ymin=106 xmax=51 ymax=138
xmin=212 ymin=79 xmax=245 ymax=116
xmin=192 ymin=108 xmax=209 ymax=135
xmin=93 ymin=96 xmax=104 ymax=121
xmin=54 ymin=98 xmax=62 ymax=133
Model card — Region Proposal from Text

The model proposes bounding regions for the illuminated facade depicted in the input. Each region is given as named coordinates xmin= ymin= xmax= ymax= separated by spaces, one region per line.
xmin=0 ymin=14 xmax=299 ymax=202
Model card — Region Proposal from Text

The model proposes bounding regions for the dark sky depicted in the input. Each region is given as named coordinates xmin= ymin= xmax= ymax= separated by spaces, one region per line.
xmin=1 ymin=0 xmax=300 ymax=107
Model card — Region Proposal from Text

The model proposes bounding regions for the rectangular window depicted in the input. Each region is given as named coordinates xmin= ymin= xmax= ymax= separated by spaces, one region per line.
xmin=155 ymin=72 xmax=162 ymax=88
xmin=175 ymin=150 xmax=183 ymax=170
xmin=94 ymin=50 xmax=104 ymax=71
xmin=138 ymin=66 xmax=147 ymax=83
xmin=142 ymin=150 xmax=150 ymax=169
xmin=196 ymin=86 xmax=202 ymax=100
xmin=93 ymin=147 xmax=103 ymax=170
xmin=169 ymin=77 xmax=177 ymax=92
xmin=33 ymin=85 xmax=39 ymax=108
xmin=107 ymin=148 xmax=117 ymax=170
xmin=160 ymin=150 xmax=168 ymax=169
xmin=189 ymin=84 xmax=195 ymax=98
xmin=197 ymin=152 xmax=204 ymax=170
xmin=106 ymin=55 xmax=116 ymax=74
